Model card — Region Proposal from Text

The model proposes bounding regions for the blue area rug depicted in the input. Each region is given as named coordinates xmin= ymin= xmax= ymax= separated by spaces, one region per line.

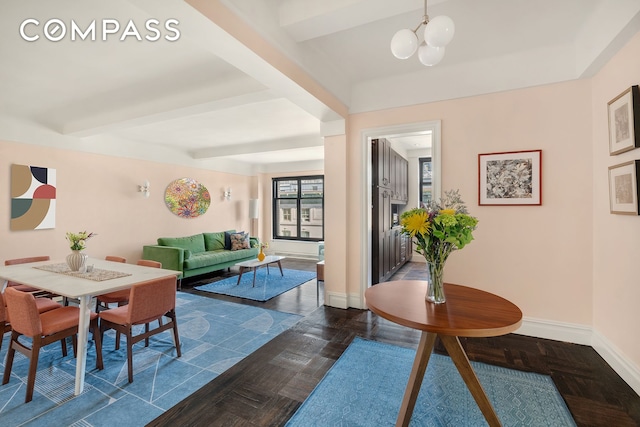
xmin=194 ymin=268 xmax=316 ymax=301
xmin=0 ymin=292 xmax=302 ymax=426
xmin=286 ymin=337 xmax=576 ymax=427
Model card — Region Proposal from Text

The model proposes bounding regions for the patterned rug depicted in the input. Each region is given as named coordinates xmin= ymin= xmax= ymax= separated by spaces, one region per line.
xmin=286 ymin=337 xmax=576 ymax=427
xmin=0 ymin=293 xmax=302 ymax=426
xmin=194 ymin=268 xmax=316 ymax=301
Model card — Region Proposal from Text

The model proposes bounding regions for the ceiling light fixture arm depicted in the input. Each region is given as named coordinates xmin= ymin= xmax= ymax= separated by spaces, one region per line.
xmin=412 ymin=0 xmax=430 ymax=33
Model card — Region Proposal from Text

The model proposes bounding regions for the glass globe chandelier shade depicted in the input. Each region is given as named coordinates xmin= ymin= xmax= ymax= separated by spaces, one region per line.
xmin=390 ymin=28 xmax=418 ymax=59
xmin=418 ymin=43 xmax=445 ymax=66
xmin=389 ymin=0 xmax=454 ymax=66
xmin=424 ymin=15 xmax=455 ymax=47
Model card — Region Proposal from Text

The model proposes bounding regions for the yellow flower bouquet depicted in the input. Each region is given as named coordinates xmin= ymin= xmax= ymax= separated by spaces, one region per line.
xmin=400 ymin=190 xmax=478 ymax=303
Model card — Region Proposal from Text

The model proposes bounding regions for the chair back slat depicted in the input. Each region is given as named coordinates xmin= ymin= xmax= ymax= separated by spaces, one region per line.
xmin=105 ymin=256 xmax=126 ymax=263
xmin=4 ymin=256 xmax=50 ymax=266
xmin=137 ymin=259 xmax=161 ymax=268
xmin=3 ymin=287 xmax=42 ymax=336
xmin=127 ymin=276 xmax=176 ymax=325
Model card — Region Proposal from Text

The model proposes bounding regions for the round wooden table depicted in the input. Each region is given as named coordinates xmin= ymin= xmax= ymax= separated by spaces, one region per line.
xmin=365 ymin=281 xmax=523 ymax=427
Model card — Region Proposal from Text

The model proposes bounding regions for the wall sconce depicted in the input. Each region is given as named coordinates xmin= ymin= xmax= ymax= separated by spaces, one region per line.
xmin=138 ymin=180 xmax=150 ymax=198
xmin=223 ymin=187 xmax=232 ymax=201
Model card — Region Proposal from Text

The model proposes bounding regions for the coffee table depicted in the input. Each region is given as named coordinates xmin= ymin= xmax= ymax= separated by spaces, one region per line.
xmin=365 ymin=281 xmax=522 ymax=427
xmin=235 ymin=255 xmax=285 ymax=287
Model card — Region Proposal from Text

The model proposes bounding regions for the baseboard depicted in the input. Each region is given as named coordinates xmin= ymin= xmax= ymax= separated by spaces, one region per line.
xmin=514 ymin=317 xmax=640 ymax=397
xmin=326 ymin=291 xmax=348 ymax=309
xmin=516 ymin=317 xmax=592 ymax=345
xmin=591 ymin=330 xmax=640 ymax=396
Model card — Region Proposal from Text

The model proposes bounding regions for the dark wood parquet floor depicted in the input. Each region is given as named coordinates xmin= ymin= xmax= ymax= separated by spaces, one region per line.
xmin=148 ymin=259 xmax=640 ymax=427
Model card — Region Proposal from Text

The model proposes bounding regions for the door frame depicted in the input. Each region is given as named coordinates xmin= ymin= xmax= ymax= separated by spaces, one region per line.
xmin=358 ymin=120 xmax=442 ymax=307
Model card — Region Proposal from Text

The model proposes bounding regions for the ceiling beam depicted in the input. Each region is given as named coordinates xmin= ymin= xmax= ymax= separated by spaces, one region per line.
xmin=182 ymin=0 xmax=348 ymax=121
xmin=191 ymin=135 xmax=323 ymax=159
xmin=63 ymin=79 xmax=274 ymax=137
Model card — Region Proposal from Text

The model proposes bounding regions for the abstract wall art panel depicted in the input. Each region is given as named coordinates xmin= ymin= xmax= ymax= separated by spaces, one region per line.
xmin=11 ymin=164 xmax=57 ymax=230
xmin=164 ymin=177 xmax=211 ymax=218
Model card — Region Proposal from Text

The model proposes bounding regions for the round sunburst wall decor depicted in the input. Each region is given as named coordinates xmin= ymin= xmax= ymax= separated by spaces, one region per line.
xmin=164 ymin=177 xmax=211 ymax=218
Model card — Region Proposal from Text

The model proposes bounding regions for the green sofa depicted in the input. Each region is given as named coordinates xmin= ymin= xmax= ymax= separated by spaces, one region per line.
xmin=142 ymin=231 xmax=259 ymax=280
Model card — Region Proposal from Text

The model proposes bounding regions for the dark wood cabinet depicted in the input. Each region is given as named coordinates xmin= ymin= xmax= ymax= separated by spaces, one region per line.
xmin=374 ymin=138 xmax=392 ymax=189
xmin=391 ymin=151 xmax=408 ymax=203
xmin=372 ymin=138 xmax=411 ymax=284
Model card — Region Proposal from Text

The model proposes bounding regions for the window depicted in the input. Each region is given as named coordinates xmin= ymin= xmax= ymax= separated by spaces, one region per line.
xmin=419 ymin=157 xmax=432 ymax=207
xmin=273 ymin=175 xmax=324 ymax=241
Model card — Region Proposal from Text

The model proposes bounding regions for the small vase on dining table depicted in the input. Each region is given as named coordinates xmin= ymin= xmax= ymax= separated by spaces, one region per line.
xmin=66 ymin=250 xmax=88 ymax=272
xmin=426 ymin=260 xmax=446 ymax=304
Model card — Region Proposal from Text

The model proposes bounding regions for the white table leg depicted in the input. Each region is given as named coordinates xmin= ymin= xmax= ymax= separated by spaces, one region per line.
xmin=74 ymin=295 xmax=92 ymax=395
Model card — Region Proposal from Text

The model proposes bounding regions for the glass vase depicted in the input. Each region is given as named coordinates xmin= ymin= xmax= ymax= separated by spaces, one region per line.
xmin=66 ymin=250 xmax=88 ymax=272
xmin=426 ymin=260 xmax=446 ymax=304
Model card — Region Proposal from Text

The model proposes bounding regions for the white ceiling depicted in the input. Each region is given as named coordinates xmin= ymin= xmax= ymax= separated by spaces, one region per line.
xmin=1 ymin=0 xmax=639 ymax=174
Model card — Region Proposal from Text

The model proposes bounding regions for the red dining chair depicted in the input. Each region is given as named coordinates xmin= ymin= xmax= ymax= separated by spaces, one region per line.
xmin=2 ymin=287 xmax=104 ymax=402
xmin=97 ymin=258 xmax=162 ymax=349
xmin=1 ymin=292 xmax=65 ymax=354
xmin=96 ymin=256 xmax=128 ymax=312
xmin=4 ymin=256 xmax=60 ymax=300
xmin=99 ymin=275 xmax=180 ymax=383
xmin=137 ymin=259 xmax=162 ymax=268
xmin=4 ymin=257 xmax=63 ymax=314
xmin=0 ymin=293 xmax=11 ymax=352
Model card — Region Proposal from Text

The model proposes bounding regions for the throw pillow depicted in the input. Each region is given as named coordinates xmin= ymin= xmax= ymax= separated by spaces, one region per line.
xmin=224 ymin=230 xmax=240 ymax=250
xmin=230 ymin=232 xmax=250 ymax=251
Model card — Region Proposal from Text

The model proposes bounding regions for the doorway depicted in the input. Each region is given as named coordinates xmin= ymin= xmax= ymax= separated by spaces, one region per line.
xmin=359 ymin=121 xmax=442 ymax=305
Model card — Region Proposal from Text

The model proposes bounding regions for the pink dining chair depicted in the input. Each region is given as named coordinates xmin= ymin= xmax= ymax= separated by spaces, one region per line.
xmin=0 ymin=293 xmax=11 ymax=352
xmin=4 ymin=256 xmax=63 ymax=313
xmin=96 ymin=256 xmax=129 ymax=312
xmin=4 ymin=256 xmax=59 ymax=299
xmin=137 ymin=259 xmax=162 ymax=268
xmin=99 ymin=275 xmax=180 ymax=383
xmin=2 ymin=287 xmax=104 ymax=402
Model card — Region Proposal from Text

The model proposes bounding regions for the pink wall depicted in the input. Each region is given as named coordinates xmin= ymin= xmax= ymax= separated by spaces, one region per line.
xmin=348 ymin=80 xmax=594 ymax=325
xmin=591 ymin=31 xmax=640 ymax=374
xmin=0 ymin=140 xmax=255 ymax=263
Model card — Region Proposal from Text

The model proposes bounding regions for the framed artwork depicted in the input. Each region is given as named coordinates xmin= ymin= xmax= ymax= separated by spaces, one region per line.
xmin=10 ymin=164 xmax=56 ymax=230
xmin=164 ymin=177 xmax=211 ymax=218
xmin=608 ymin=85 xmax=640 ymax=155
xmin=608 ymin=160 xmax=640 ymax=215
xmin=478 ymin=150 xmax=542 ymax=206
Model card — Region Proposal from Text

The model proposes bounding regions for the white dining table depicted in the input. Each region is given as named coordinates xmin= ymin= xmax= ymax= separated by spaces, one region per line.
xmin=0 ymin=257 xmax=181 ymax=395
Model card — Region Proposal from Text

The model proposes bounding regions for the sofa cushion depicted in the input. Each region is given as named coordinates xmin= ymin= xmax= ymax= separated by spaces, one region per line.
xmin=230 ymin=232 xmax=250 ymax=250
xmin=204 ymin=232 xmax=226 ymax=251
xmin=183 ymin=249 xmax=256 ymax=270
xmin=224 ymin=230 xmax=239 ymax=250
xmin=157 ymin=234 xmax=205 ymax=254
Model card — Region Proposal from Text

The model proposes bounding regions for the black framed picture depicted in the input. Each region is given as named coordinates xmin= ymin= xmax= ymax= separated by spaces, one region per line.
xmin=478 ymin=150 xmax=542 ymax=206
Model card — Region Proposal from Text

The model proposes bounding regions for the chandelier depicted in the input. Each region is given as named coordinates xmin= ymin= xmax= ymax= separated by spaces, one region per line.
xmin=390 ymin=0 xmax=455 ymax=66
